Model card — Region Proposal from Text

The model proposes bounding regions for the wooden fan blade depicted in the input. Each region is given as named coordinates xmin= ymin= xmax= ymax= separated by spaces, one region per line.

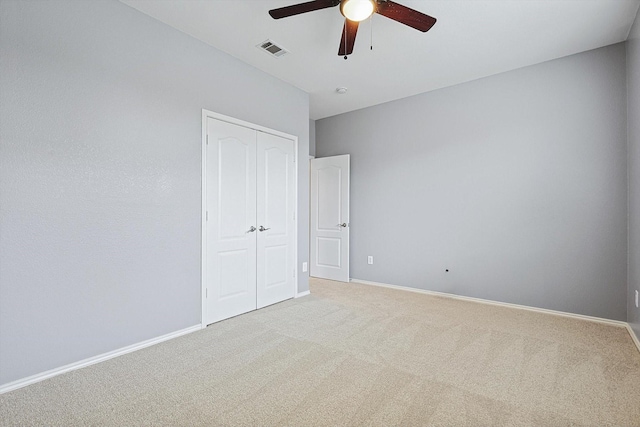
xmin=269 ymin=0 xmax=339 ymax=19
xmin=338 ymin=19 xmax=359 ymax=56
xmin=375 ymin=1 xmax=436 ymax=32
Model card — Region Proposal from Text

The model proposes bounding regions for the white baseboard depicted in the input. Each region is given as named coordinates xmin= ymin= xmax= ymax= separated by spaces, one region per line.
xmin=0 ymin=324 xmax=201 ymax=395
xmin=350 ymin=278 xmax=629 ymax=329
xmin=626 ymin=324 xmax=640 ymax=353
xmin=295 ymin=290 xmax=311 ymax=298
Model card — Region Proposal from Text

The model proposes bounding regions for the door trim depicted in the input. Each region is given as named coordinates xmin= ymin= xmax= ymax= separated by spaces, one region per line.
xmin=201 ymin=109 xmax=299 ymax=328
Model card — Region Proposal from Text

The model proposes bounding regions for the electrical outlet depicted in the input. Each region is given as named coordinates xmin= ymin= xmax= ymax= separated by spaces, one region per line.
xmin=636 ymin=290 xmax=639 ymax=308
xmin=302 ymin=262 xmax=308 ymax=272
xmin=367 ymin=256 xmax=373 ymax=265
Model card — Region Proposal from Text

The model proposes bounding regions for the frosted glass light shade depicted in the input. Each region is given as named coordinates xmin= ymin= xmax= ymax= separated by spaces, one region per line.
xmin=340 ymin=0 xmax=375 ymax=22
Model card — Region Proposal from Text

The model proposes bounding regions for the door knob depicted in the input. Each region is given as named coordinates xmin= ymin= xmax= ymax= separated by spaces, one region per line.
xmin=259 ymin=226 xmax=270 ymax=232
xmin=247 ymin=226 xmax=256 ymax=233
xmin=338 ymin=223 xmax=347 ymax=227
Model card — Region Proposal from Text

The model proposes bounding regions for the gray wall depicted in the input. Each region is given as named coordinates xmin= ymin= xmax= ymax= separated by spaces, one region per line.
xmin=628 ymin=9 xmax=640 ymax=338
xmin=309 ymin=119 xmax=316 ymax=157
xmin=0 ymin=0 xmax=309 ymax=386
xmin=316 ymin=43 xmax=628 ymax=321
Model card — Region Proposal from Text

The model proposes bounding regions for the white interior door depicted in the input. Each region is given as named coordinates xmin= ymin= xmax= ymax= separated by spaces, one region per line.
xmin=256 ymin=131 xmax=296 ymax=308
xmin=205 ymin=118 xmax=257 ymax=325
xmin=310 ymin=155 xmax=350 ymax=282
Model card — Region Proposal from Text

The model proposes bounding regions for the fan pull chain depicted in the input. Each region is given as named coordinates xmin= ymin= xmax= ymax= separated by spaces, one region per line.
xmin=370 ymin=14 xmax=373 ymax=51
xmin=344 ymin=21 xmax=348 ymax=60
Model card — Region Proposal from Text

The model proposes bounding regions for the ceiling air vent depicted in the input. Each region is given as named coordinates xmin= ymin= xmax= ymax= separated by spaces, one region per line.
xmin=257 ymin=39 xmax=288 ymax=58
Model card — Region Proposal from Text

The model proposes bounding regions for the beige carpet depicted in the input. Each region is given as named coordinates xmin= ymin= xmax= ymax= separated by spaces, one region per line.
xmin=1 ymin=278 xmax=639 ymax=426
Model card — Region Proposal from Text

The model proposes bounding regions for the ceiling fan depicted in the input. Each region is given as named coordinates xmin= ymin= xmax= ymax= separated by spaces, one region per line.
xmin=268 ymin=0 xmax=437 ymax=58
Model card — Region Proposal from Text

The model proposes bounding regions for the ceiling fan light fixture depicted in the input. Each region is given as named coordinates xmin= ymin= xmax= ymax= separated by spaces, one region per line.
xmin=340 ymin=0 xmax=375 ymax=22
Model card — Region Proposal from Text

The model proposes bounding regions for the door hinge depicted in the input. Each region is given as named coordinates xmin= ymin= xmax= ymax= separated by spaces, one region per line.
xmin=206 ymin=135 xmax=209 ymax=145
xmin=206 ymin=211 xmax=208 ymax=221
xmin=206 ymin=288 xmax=208 ymax=298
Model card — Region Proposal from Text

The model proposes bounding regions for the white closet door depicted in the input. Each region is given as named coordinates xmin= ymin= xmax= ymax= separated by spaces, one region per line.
xmin=205 ymin=118 xmax=257 ymax=325
xmin=256 ymin=131 xmax=296 ymax=308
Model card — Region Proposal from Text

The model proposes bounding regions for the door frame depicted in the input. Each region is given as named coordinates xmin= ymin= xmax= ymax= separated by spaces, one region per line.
xmin=201 ymin=109 xmax=299 ymax=328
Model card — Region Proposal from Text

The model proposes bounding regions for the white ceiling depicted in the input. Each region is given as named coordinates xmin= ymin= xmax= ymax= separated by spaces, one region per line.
xmin=120 ymin=0 xmax=640 ymax=119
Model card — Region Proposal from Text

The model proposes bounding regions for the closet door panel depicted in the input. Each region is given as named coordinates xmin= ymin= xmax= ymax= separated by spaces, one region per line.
xmin=205 ymin=118 xmax=257 ymax=325
xmin=256 ymin=132 xmax=296 ymax=308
